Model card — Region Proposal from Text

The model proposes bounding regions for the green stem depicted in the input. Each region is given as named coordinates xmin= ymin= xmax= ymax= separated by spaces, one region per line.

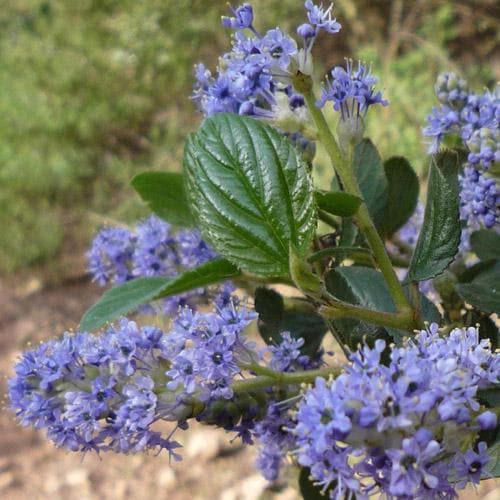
xmin=232 ymin=366 xmax=341 ymax=393
xmin=297 ymin=75 xmax=412 ymax=315
xmin=318 ymin=209 xmax=340 ymax=229
xmin=321 ymin=297 xmax=417 ymax=330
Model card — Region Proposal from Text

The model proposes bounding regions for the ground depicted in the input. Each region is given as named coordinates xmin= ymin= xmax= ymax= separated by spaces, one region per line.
xmin=0 ymin=272 xmax=498 ymax=500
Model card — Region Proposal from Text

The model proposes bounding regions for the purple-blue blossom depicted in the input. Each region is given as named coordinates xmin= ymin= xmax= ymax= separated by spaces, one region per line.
xmin=300 ymin=1 xmax=341 ymax=40
xmin=88 ymin=215 xmax=225 ymax=314
xmin=221 ymin=4 xmax=254 ymax=31
xmin=193 ymin=24 xmax=298 ymax=118
xmin=87 ymin=227 xmax=135 ymax=285
xmin=8 ymin=320 xmax=188 ymax=458
xmin=9 ymin=298 xmax=262 ymax=457
xmin=460 ymin=165 xmax=499 ymax=230
xmin=317 ymin=60 xmax=388 ymax=117
xmin=254 ymin=403 xmax=295 ymax=481
xmin=293 ymin=324 xmax=499 ymax=498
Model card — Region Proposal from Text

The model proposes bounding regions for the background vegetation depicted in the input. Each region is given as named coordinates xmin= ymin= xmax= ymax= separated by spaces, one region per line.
xmin=1 ymin=0 xmax=497 ymax=273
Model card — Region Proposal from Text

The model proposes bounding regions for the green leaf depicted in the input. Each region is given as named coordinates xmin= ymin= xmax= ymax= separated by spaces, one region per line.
xmin=254 ymin=287 xmax=327 ymax=357
xmin=352 ymin=139 xmax=388 ymax=227
xmin=485 ymin=442 xmax=500 ymax=478
xmin=325 ymin=266 xmax=441 ymax=346
xmin=315 ymin=190 xmax=362 ymax=217
xmin=81 ymin=258 xmax=240 ymax=331
xmin=325 ymin=266 xmax=398 ymax=346
xmin=380 ymin=156 xmax=419 ymax=237
xmin=183 ymin=113 xmax=316 ymax=276
xmin=298 ymin=468 xmax=327 ymax=500
xmin=456 ymin=269 xmax=500 ymax=314
xmin=458 ymin=259 xmax=500 ymax=283
xmin=477 ymin=388 xmax=500 ymax=408
xmin=407 ymin=150 xmax=461 ymax=282
xmin=470 ymin=230 xmax=500 ymax=261
xmin=131 ymin=171 xmax=195 ymax=227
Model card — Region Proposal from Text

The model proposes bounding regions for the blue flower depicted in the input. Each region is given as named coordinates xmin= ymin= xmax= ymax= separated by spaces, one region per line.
xmin=460 ymin=166 xmax=499 ymax=229
xmin=317 ymin=60 xmax=388 ymax=117
xmin=294 ymin=324 xmax=499 ymax=497
xmin=8 ymin=320 xmax=186 ymax=458
xmin=254 ymin=403 xmax=295 ymax=481
xmin=221 ymin=4 xmax=255 ymax=31
xmin=87 ymin=227 xmax=135 ymax=285
xmin=453 ymin=442 xmax=490 ymax=488
xmin=303 ymin=1 xmax=341 ymax=35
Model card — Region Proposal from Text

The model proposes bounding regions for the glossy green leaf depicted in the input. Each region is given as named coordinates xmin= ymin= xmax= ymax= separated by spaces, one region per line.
xmin=380 ymin=156 xmax=419 ymax=237
xmin=407 ymin=150 xmax=461 ymax=282
xmin=81 ymin=258 xmax=240 ymax=331
xmin=470 ymin=230 xmax=500 ymax=261
xmin=254 ymin=287 xmax=327 ymax=357
xmin=315 ymin=190 xmax=362 ymax=217
xmin=456 ymin=269 xmax=500 ymax=314
xmin=183 ymin=113 xmax=316 ymax=276
xmin=131 ymin=171 xmax=195 ymax=227
xmin=352 ymin=139 xmax=388 ymax=227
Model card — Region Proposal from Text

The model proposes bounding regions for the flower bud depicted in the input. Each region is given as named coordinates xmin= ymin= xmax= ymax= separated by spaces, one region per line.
xmin=336 ymin=114 xmax=365 ymax=152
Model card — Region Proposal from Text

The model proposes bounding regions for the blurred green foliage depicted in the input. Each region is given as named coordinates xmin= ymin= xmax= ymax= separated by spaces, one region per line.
xmin=0 ymin=0 xmax=496 ymax=272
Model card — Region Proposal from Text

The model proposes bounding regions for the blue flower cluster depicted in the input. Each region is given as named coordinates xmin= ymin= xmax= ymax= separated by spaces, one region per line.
xmin=193 ymin=3 xmax=300 ymax=118
xmin=317 ymin=60 xmax=388 ymax=118
xmin=254 ymin=403 xmax=295 ymax=481
xmin=193 ymin=2 xmax=342 ymax=119
xmin=8 ymin=319 xmax=186 ymax=458
xmin=294 ymin=324 xmax=499 ymax=499
xmin=9 ymin=299 xmax=262 ymax=458
xmin=87 ymin=215 xmax=225 ymax=313
xmin=424 ymin=74 xmax=499 ymax=230
xmin=164 ymin=303 xmax=257 ymax=402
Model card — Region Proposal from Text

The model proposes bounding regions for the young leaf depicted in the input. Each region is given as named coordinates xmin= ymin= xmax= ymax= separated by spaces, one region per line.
xmin=456 ymin=269 xmax=500 ymax=314
xmin=407 ymin=150 xmax=461 ymax=282
xmin=315 ymin=190 xmax=362 ymax=217
xmin=470 ymin=229 xmax=500 ymax=261
xmin=352 ymin=139 xmax=388 ymax=227
xmin=380 ymin=156 xmax=419 ymax=237
xmin=80 ymin=258 xmax=240 ymax=331
xmin=254 ymin=287 xmax=327 ymax=357
xmin=184 ymin=113 xmax=316 ymax=276
xmin=131 ymin=171 xmax=195 ymax=227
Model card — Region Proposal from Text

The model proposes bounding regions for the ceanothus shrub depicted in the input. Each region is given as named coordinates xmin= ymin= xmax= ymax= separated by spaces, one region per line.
xmin=9 ymin=2 xmax=499 ymax=499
